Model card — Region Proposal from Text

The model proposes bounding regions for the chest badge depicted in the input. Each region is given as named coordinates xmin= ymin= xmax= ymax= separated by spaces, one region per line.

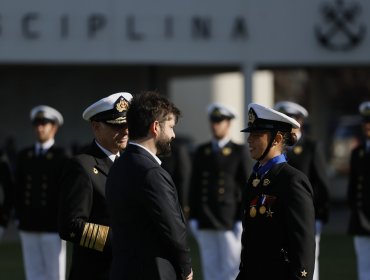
xmin=252 ymin=178 xmax=260 ymax=187
xmin=263 ymin=179 xmax=270 ymax=186
xmin=293 ymin=146 xmax=303 ymax=154
xmin=222 ymin=147 xmax=232 ymax=156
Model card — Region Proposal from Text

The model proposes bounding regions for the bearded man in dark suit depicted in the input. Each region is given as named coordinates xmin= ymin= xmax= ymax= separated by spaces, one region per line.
xmin=106 ymin=91 xmax=193 ymax=280
xmin=58 ymin=92 xmax=132 ymax=280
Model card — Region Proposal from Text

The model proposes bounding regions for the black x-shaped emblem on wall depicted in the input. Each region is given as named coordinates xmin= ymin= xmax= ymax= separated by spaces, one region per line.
xmin=315 ymin=0 xmax=366 ymax=51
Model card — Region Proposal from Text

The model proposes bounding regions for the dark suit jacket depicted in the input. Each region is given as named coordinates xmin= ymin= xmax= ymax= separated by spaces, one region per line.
xmin=286 ymin=136 xmax=330 ymax=222
xmin=189 ymin=140 xmax=248 ymax=229
xmin=106 ymin=144 xmax=192 ymax=280
xmin=237 ymin=162 xmax=315 ymax=280
xmin=15 ymin=144 xmax=68 ymax=232
xmin=58 ymin=141 xmax=113 ymax=280
xmin=347 ymin=142 xmax=370 ymax=235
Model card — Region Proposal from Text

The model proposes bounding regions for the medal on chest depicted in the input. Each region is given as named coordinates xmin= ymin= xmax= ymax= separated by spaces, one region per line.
xmin=252 ymin=178 xmax=260 ymax=187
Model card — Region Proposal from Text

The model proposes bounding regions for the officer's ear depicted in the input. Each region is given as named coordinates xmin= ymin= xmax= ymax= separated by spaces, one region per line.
xmin=273 ymin=132 xmax=283 ymax=146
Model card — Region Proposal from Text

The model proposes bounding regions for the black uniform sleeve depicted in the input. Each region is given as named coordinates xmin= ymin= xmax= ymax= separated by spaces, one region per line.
xmin=58 ymin=158 xmax=111 ymax=252
xmin=284 ymin=173 xmax=316 ymax=280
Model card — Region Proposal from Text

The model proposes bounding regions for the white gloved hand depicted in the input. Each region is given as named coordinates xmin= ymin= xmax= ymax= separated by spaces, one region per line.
xmin=233 ymin=221 xmax=243 ymax=239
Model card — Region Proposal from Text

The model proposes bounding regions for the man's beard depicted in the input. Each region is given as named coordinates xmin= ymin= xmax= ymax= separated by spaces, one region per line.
xmin=156 ymin=137 xmax=172 ymax=157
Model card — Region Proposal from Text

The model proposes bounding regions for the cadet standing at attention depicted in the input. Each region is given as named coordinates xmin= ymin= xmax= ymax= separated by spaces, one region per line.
xmin=274 ymin=101 xmax=330 ymax=280
xmin=188 ymin=103 xmax=248 ymax=280
xmin=347 ymin=101 xmax=370 ymax=280
xmin=15 ymin=105 xmax=68 ymax=280
xmin=58 ymin=92 xmax=132 ymax=280
xmin=236 ymin=103 xmax=315 ymax=280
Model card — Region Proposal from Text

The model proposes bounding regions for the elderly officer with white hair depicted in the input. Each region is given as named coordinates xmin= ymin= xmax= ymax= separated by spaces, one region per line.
xmin=58 ymin=92 xmax=132 ymax=280
xmin=274 ymin=101 xmax=330 ymax=280
xmin=236 ymin=103 xmax=315 ymax=280
xmin=15 ymin=105 xmax=68 ymax=280
xmin=188 ymin=103 xmax=248 ymax=280
xmin=347 ymin=101 xmax=370 ymax=280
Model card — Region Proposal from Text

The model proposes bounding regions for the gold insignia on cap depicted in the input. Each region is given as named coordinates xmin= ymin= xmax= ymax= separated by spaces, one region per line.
xmin=116 ymin=97 xmax=129 ymax=112
xmin=93 ymin=167 xmax=98 ymax=174
xmin=222 ymin=147 xmax=232 ymax=156
xmin=263 ymin=179 xmax=270 ymax=186
xmin=293 ymin=146 xmax=303 ymax=154
xmin=300 ymin=269 xmax=308 ymax=277
xmin=35 ymin=111 xmax=46 ymax=119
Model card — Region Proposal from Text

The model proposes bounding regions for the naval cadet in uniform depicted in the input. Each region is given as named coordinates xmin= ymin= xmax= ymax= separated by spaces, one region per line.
xmin=14 ymin=105 xmax=68 ymax=280
xmin=274 ymin=101 xmax=330 ymax=280
xmin=236 ymin=103 xmax=315 ymax=280
xmin=188 ymin=103 xmax=248 ymax=280
xmin=58 ymin=92 xmax=133 ymax=280
xmin=347 ymin=101 xmax=370 ymax=280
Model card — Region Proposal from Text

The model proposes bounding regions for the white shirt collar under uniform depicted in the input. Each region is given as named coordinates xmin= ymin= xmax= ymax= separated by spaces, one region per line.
xmin=129 ymin=142 xmax=162 ymax=165
xmin=95 ymin=140 xmax=119 ymax=162
xmin=35 ymin=138 xmax=55 ymax=154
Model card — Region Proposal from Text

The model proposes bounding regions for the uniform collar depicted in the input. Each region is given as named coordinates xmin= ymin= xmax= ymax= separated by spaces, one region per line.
xmin=94 ymin=140 xmax=119 ymax=162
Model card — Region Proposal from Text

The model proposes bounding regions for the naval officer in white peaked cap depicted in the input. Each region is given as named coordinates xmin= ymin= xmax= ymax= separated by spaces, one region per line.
xmin=236 ymin=103 xmax=316 ymax=280
xmin=58 ymin=92 xmax=133 ymax=280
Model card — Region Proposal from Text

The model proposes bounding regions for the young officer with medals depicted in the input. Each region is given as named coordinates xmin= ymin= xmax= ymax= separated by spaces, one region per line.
xmin=236 ymin=103 xmax=315 ymax=280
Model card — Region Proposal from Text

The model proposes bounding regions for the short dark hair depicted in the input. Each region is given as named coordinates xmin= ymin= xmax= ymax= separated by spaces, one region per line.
xmin=127 ymin=91 xmax=181 ymax=140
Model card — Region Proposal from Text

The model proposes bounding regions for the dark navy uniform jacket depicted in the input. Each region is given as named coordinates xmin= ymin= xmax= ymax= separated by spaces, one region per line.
xmin=15 ymin=145 xmax=68 ymax=232
xmin=106 ymin=144 xmax=192 ymax=280
xmin=237 ymin=162 xmax=315 ymax=280
xmin=58 ymin=141 xmax=113 ymax=280
xmin=347 ymin=142 xmax=370 ymax=235
xmin=0 ymin=151 xmax=13 ymax=227
xmin=286 ymin=136 xmax=330 ymax=222
xmin=189 ymin=140 xmax=248 ymax=229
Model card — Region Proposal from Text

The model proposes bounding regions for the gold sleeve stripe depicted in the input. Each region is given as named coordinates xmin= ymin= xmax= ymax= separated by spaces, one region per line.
xmin=84 ymin=223 xmax=95 ymax=248
xmin=80 ymin=223 xmax=109 ymax=252
xmin=94 ymin=225 xmax=110 ymax=252
xmin=80 ymin=223 xmax=90 ymax=247
xmin=89 ymin=224 xmax=99 ymax=249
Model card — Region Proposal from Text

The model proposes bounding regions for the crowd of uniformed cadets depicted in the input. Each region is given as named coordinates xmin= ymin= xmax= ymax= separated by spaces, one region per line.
xmin=0 ymin=90 xmax=370 ymax=280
